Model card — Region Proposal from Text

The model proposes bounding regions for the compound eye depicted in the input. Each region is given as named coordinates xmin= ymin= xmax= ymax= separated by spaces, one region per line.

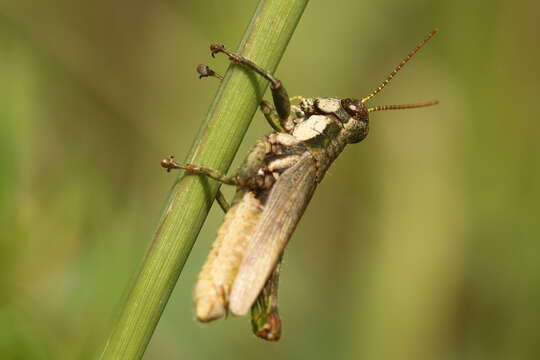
xmin=341 ymin=98 xmax=367 ymax=120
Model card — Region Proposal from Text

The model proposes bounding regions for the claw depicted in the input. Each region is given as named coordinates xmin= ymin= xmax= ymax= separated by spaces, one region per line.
xmin=197 ymin=64 xmax=223 ymax=80
xmin=210 ymin=43 xmax=225 ymax=58
xmin=161 ymin=156 xmax=177 ymax=171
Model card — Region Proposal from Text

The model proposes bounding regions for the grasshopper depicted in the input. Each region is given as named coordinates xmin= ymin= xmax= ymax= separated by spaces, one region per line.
xmin=162 ymin=29 xmax=439 ymax=341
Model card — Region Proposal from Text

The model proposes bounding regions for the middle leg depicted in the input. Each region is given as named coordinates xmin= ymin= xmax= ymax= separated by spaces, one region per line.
xmin=161 ymin=156 xmax=239 ymax=186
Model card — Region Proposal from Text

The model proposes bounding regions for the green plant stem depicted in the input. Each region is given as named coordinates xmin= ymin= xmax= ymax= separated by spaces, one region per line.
xmin=99 ymin=0 xmax=309 ymax=358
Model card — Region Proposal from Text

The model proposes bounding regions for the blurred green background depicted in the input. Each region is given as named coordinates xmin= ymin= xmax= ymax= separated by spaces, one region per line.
xmin=1 ymin=0 xmax=539 ymax=359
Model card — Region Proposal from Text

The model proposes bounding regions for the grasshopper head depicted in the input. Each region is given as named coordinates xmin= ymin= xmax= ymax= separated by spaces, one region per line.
xmin=340 ymin=98 xmax=369 ymax=144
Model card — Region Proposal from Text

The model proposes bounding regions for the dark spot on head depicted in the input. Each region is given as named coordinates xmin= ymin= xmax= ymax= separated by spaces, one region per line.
xmin=341 ymin=98 xmax=369 ymax=121
xmin=340 ymin=98 xmax=369 ymax=144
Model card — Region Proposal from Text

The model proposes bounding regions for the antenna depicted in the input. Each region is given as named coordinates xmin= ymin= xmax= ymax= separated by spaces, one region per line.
xmin=361 ymin=29 xmax=438 ymax=104
xmin=368 ymin=100 xmax=439 ymax=113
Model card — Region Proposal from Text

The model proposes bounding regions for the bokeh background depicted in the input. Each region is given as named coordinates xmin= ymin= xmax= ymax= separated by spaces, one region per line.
xmin=1 ymin=0 xmax=539 ymax=359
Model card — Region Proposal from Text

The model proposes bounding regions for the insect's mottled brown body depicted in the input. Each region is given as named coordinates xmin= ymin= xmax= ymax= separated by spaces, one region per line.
xmin=193 ymin=96 xmax=370 ymax=319
xmin=162 ymin=29 xmax=439 ymax=340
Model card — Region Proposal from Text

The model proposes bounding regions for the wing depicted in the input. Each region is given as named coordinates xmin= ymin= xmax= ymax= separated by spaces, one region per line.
xmin=229 ymin=151 xmax=318 ymax=316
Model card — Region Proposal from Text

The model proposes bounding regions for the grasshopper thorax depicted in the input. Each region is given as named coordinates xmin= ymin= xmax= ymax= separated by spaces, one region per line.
xmin=294 ymin=97 xmax=369 ymax=145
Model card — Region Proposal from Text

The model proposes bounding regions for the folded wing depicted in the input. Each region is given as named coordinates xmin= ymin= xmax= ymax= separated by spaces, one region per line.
xmin=229 ymin=151 xmax=318 ymax=316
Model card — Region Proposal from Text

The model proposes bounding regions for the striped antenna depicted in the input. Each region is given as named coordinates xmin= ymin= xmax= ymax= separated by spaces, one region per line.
xmin=368 ymin=100 xmax=439 ymax=113
xmin=361 ymin=29 xmax=438 ymax=104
